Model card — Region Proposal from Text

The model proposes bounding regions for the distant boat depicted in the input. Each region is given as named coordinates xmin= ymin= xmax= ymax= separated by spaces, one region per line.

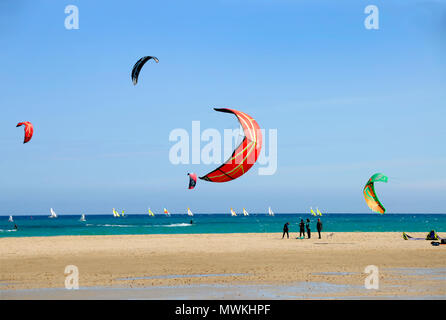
xmin=8 ymin=215 xmax=13 ymax=222
xmin=121 ymin=210 xmax=126 ymax=217
xmin=310 ymin=207 xmax=317 ymax=216
xmin=230 ymin=208 xmax=237 ymax=216
xmin=80 ymin=214 xmax=86 ymax=222
xmin=316 ymin=208 xmax=323 ymax=216
xmin=187 ymin=208 xmax=194 ymax=217
xmin=148 ymin=208 xmax=155 ymax=217
xmin=268 ymin=207 xmax=274 ymax=216
xmin=113 ymin=208 xmax=120 ymax=217
xmin=49 ymin=208 xmax=58 ymax=218
xmin=243 ymin=208 xmax=249 ymax=216
xmin=164 ymin=208 xmax=171 ymax=216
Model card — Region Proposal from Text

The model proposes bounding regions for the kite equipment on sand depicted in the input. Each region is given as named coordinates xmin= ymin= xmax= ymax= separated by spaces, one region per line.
xmin=402 ymin=230 xmax=440 ymax=241
xmin=363 ymin=173 xmax=388 ymax=214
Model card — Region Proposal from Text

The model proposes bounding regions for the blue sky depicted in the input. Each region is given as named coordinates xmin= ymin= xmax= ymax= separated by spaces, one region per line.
xmin=1 ymin=0 xmax=445 ymax=214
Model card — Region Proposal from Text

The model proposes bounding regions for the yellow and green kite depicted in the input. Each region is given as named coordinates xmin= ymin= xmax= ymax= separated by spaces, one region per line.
xmin=363 ymin=173 xmax=388 ymax=214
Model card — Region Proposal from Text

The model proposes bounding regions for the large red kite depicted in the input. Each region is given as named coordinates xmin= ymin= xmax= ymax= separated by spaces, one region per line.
xmin=199 ymin=108 xmax=262 ymax=183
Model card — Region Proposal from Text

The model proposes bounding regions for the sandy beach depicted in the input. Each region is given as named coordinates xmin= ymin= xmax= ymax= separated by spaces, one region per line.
xmin=1 ymin=232 xmax=445 ymax=299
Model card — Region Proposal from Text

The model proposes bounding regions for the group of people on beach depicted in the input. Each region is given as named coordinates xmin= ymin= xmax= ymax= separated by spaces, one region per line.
xmin=282 ymin=218 xmax=322 ymax=239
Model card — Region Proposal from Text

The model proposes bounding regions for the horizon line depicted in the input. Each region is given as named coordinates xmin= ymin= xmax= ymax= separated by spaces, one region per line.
xmin=2 ymin=212 xmax=445 ymax=216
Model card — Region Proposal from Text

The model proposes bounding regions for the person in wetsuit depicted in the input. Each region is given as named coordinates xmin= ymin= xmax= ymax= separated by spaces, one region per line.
xmin=282 ymin=222 xmax=290 ymax=239
xmin=299 ymin=219 xmax=305 ymax=238
xmin=306 ymin=219 xmax=311 ymax=239
xmin=14 ymin=224 xmax=18 ymax=230
xmin=317 ymin=218 xmax=322 ymax=239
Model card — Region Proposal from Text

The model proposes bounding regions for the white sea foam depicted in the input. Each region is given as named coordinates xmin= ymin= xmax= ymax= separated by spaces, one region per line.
xmin=154 ymin=223 xmax=192 ymax=227
xmin=95 ymin=224 xmax=139 ymax=228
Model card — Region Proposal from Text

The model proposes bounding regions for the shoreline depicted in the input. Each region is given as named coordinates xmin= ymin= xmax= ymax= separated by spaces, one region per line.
xmin=1 ymin=232 xmax=445 ymax=299
xmin=3 ymin=213 xmax=445 ymax=239
xmin=1 ymin=229 xmax=440 ymax=239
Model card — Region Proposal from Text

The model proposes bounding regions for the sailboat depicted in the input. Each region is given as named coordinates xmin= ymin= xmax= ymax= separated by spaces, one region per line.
xmin=316 ymin=207 xmax=323 ymax=216
xmin=148 ymin=208 xmax=155 ymax=217
xmin=230 ymin=208 xmax=237 ymax=216
xmin=243 ymin=208 xmax=249 ymax=216
xmin=8 ymin=215 xmax=13 ymax=222
xmin=164 ymin=208 xmax=171 ymax=216
xmin=49 ymin=208 xmax=58 ymax=218
xmin=80 ymin=214 xmax=86 ymax=222
xmin=268 ymin=206 xmax=274 ymax=216
xmin=187 ymin=208 xmax=194 ymax=217
xmin=310 ymin=207 xmax=317 ymax=216
xmin=113 ymin=208 xmax=120 ymax=217
xmin=121 ymin=210 xmax=126 ymax=217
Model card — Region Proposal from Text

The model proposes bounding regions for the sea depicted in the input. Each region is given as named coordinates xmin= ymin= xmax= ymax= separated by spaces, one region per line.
xmin=0 ymin=213 xmax=445 ymax=238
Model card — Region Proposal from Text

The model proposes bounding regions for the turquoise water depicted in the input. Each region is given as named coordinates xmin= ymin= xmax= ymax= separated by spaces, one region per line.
xmin=0 ymin=214 xmax=445 ymax=238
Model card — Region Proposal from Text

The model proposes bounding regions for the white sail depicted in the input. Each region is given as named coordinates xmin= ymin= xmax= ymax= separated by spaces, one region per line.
xmin=80 ymin=214 xmax=86 ymax=221
xmin=230 ymin=208 xmax=237 ymax=216
xmin=187 ymin=208 xmax=194 ymax=216
xmin=49 ymin=208 xmax=58 ymax=218
xmin=268 ymin=207 xmax=274 ymax=216
xmin=113 ymin=208 xmax=120 ymax=217
xmin=8 ymin=215 xmax=13 ymax=222
xmin=243 ymin=208 xmax=249 ymax=216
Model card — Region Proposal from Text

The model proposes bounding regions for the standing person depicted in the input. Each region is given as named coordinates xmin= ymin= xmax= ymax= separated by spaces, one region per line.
xmin=282 ymin=222 xmax=290 ymax=239
xmin=306 ymin=219 xmax=311 ymax=239
xmin=317 ymin=218 xmax=323 ymax=239
xmin=299 ymin=219 xmax=305 ymax=238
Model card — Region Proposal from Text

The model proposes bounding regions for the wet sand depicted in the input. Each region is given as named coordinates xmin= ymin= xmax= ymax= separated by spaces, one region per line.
xmin=0 ymin=232 xmax=445 ymax=299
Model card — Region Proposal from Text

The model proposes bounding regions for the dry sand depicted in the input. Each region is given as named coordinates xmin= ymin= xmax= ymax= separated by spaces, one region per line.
xmin=0 ymin=232 xmax=445 ymax=299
